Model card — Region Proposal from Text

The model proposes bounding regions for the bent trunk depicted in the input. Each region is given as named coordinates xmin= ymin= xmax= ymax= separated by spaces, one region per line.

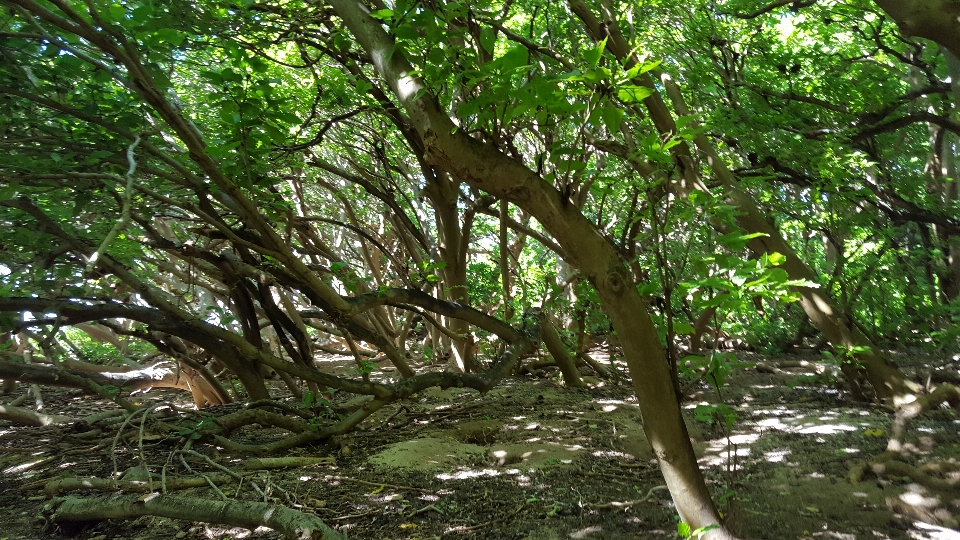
xmin=328 ymin=1 xmax=730 ymax=535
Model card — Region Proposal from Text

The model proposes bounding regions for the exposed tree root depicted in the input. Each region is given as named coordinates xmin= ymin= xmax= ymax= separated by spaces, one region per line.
xmin=576 ymin=350 xmax=611 ymax=379
xmin=581 ymin=485 xmax=669 ymax=509
xmin=886 ymin=491 xmax=960 ymax=529
xmin=41 ymin=453 xmax=335 ymax=496
xmin=0 ymin=403 xmax=72 ymax=426
xmin=2 ymin=354 xmax=226 ymax=407
xmin=887 ymin=385 xmax=960 ymax=452
xmin=849 ymin=457 xmax=960 ymax=490
xmin=849 ymin=384 xmax=960 ymax=501
xmin=754 ymin=359 xmax=827 ymax=376
xmin=237 ymin=456 xmax=335 ymax=470
xmin=47 ymin=493 xmax=345 ymax=539
xmin=44 ymin=473 xmax=242 ymax=496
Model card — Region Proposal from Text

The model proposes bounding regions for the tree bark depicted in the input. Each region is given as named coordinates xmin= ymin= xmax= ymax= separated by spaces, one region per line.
xmin=0 ymin=360 xmax=223 ymax=409
xmin=539 ymin=312 xmax=584 ymax=388
xmin=326 ymin=1 xmax=730 ymax=536
xmin=872 ymin=0 xmax=960 ymax=60
xmin=0 ymin=403 xmax=72 ymax=426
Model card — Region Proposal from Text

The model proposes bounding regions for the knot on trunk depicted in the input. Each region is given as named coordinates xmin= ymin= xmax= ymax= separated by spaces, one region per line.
xmin=605 ymin=269 xmax=625 ymax=293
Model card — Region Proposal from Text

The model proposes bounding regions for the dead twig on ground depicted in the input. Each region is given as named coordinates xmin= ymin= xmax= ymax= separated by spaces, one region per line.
xmin=408 ymin=503 xmax=445 ymax=517
xmin=325 ymin=474 xmax=430 ymax=493
xmin=443 ymin=502 xmax=525 ymax=534
xmin=580 ymin=485 xmax=668 ymax=510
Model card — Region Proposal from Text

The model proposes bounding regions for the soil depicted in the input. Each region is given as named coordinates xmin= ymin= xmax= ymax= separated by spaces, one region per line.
xmin=1 ymin=350 xmax=959 ymax=540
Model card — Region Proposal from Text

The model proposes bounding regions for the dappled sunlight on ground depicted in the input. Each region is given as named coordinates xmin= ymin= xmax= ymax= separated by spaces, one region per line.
xmin=698 ymin=403 xmax=886 ymax=468
xmin=907 ymin=522 xmax=960 ymax=539
xmin=1 ymin=355 xmax=957 ymax=539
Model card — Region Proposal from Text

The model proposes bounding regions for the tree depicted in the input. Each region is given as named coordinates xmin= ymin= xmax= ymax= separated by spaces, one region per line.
xmin=2 ymin=0 xmax=960 ymax=537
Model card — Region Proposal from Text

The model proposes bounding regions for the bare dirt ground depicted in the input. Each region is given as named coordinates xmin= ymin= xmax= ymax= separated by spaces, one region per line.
xmin=1 ymin=350 xmax=958 ymax=540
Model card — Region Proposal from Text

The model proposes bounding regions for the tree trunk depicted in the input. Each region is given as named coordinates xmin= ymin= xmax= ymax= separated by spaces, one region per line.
xmin=500 ymin=199 xmax=514 ymax=320
xmin=872 ymin=0 xmax=960 ymax=60
xmin=539 ymin=312 xmax=584 ymax=388
xmin=0 ymin=360 xmax=226 ymax=408
xmin=939 ymin=51 xmax=960 ymax=301
xmin=428 ymin=171 xmax=476 ymax=372
xmin=327 ymin=1 xmax=730 ymax=535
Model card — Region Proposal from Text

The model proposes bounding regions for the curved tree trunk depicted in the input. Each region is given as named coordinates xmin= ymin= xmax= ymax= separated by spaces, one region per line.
xmin=326 ymin=1 xmax=731 ymax=536
xmin=0 ymin=360 xmax=227 ymax=408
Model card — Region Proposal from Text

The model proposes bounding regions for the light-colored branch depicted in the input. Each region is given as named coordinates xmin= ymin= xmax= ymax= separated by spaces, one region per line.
xmin=86 ymin=136 xmax=141 ymax=272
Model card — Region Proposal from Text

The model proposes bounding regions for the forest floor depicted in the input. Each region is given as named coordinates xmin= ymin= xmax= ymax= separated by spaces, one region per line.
xmin=1 ymin=349 xmax=959 ymax=540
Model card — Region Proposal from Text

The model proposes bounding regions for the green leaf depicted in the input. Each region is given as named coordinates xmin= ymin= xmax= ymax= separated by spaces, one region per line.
xmin=0 ymin=179 xmax=20 ymax=200
xmin=108 ymin=4 xmax=126 ymax=21
xmin=584 ymin=38 xmax=607 ymax=68
xmin=625 ymin=59 xmax=661 ymax=79
xmin=71 ymin=192 xmax=92 ymax=217
xmin=674 ymin=322 xmax=695 ymax=335
xmin=764 ymin=252 xmax=786 ymax=265
xmin=154 ymin=28 xmax=186 ymax=47
xmin=499 ymin=45 xmax=529 ymax=73
xmin=130 ymin=5 xmax=154 ymax=22
xmin=599 ymin=106 xmax=625 ymax=132
xmin=717 ymin=231 xmax=767 ymax=250
xmin=617 ymin=85 xmax=653 ymax=103
xmin=370 ymin=9 xmax=394 ymax=20
xmin=356 ymin=79 xmax=373 ymax=94
xmin=479 ymin=27 xmax=496 ymax=54
xmin=767 ymin=268 xmax=789 ymax=282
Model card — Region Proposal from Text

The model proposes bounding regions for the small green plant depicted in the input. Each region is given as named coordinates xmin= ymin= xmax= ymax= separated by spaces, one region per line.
xmin=301 ymin=389 xmax=336 ymax=408
xmin=694 ymin=403 xmax=737 ymax=432
xmin=330 ymin=261 xmax=372 ymax=292
xmin=177 ymin=417 xmax=215 ymax=440
xmin=102 ymin=384 xmax=133 ymax=401
xmin=352 ymin=360 xmax=376 ymax=376
xmin=678 ymin=521 xmax=719 ymax=539
xmin=822 ymin=345 xmax=871 ymax=370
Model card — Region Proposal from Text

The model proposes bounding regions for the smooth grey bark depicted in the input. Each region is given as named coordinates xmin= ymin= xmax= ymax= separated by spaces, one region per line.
xmin=326 ymin=1 xmax=730 ymax=536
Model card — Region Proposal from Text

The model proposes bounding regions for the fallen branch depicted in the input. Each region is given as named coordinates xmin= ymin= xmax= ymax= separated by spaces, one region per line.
xmin=849 ymin=384 xmax=960 ymax=492
xmin=581 ymin=485 xmax=669 ymax=510
xmin=0 ymin=403 xmax=73 ymax=426
xmin=325 ymin=474 xmax=429 ymax=493
xmin=44 ymin=473 xmax=241 ymax=496
xmin=238 ymin=456 xmax=336 ymax=470
xmin=755 ymin=360 xmax=825 ymax=375
xmin=48 ymin=493 xmax=346 ymax=539
xmin=576 ymin=350 xmax=610 ymax=379
xmin=444 ymin=502 xmax=525 ymax=534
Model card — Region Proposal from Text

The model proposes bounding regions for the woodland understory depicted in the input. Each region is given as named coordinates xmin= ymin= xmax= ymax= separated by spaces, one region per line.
xmin=1 ymin=0 xmax=960 ymax=539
